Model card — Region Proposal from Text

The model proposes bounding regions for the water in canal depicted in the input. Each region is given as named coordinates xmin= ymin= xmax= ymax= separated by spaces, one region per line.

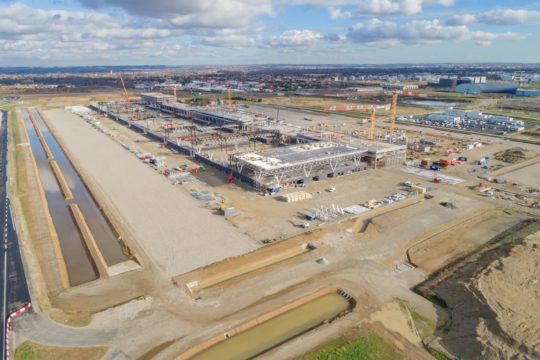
xmin=191 ymin=293 xmax=350 ymax=360
xmin=22 ymin=109 xmax=127 ymax=285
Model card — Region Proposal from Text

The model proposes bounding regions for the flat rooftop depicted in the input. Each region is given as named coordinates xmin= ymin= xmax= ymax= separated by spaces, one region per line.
xmin=234 ymin=141 xmax=367 ymax=170
xmin=162 ymin=101 xmax=193 ymax=111
xmin=193 ymin=107 xmax=262 ymax=124
xmin=141 ymin=92 xmax=174 ymax=98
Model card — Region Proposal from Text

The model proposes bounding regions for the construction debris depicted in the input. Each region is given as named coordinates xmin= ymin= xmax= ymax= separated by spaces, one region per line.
xmin=493 ymin=147 xmax=529 ymax=163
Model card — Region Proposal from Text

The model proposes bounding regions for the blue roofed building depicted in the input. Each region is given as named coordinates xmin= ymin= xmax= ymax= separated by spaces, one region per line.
xmin=455 ymin=82 xmax=519 ymax=94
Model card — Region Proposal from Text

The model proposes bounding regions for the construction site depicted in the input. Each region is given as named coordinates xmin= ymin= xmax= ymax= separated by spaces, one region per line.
xmin=4 ymin=76 xmax=540 ymax=360
xmin=94 ymin=88 xmax=407 ymax=192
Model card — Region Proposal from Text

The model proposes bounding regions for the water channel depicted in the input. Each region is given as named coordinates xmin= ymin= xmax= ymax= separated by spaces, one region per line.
xmin=22 ymin=108 xmax=127 ymax=285
xmin=190 ymin=293 xmax=350 ymax=360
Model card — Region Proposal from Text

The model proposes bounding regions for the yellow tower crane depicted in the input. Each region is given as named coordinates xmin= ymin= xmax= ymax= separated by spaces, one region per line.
xmin=227 ymin=82 xmax=233 ymax=109
xmin=118 ymin=74 xmax=131 ymax=103
xmin=173 ymin=85 xmax=177 ymax=102
xmin=390 ymin=94 xmax=398 ymax=133
xmin=369 ymin=108 xmax=377 ymax=140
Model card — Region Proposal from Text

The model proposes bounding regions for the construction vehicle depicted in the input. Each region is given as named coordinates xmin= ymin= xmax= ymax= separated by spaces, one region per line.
xmin=363 ymin=199 xmax=381 ymax=209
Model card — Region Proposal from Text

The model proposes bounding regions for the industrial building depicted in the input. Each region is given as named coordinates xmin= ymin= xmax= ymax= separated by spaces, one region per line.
xmin=191 ymin=108 xmax=262 ymax=127
xmin=422 ymin=109 xmax=524 ymax=133
xmin=230 ymin=141 xmax=406 ymax=189
xmin=382 ymin=84 xmax=419 ymax=91
xmin=159 ymin=101 xmax=193 ymax=118
xmin=455 ymin=82 xmax=518 ymax=94
xmin=143 ymin=94 xmax=265 ymax=128
xmin=230 ymin=142 xmax=369 ymax=189
xmin=516 ymin=88 xmax=540 ymax=97
xmin=141 ymin=92 xmax=175 ymax=104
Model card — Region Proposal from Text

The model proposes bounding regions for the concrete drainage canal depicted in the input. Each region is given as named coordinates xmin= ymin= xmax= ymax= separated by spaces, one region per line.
xmin=177 ymin=288 xmax=355 ymax=360
xmin=21 ymin=108 xmax=135 ymax=286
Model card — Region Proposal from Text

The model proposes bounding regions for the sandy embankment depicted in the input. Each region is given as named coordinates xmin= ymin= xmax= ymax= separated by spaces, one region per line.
xmin=436 ymin=231 xmax=540 ymax=359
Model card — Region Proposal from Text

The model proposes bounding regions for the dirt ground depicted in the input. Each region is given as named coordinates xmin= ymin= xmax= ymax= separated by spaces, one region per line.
xmin=434 ymin=230 xmax=540 ymax=359
xmin=8 ymin=93 xmax=540 ymax=360
xmin=500 ymin=161 xmax=540 ymax=188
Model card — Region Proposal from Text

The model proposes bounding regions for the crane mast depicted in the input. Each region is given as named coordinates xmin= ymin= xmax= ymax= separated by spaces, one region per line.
xmin=390 ymin=94 xmax=398 ymax=133
xmin=227 ymin=82 xmax=233 ymax=109
xmin=118 ymin=74 xmax=130 ymax=103
xmin=369 ymin=109 xmax=377 ymax=140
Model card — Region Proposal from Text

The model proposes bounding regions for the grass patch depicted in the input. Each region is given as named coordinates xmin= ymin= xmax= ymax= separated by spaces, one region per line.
xmin=49 ymin=309 xmax=92 ymax=327
xmin=15 ymin=341 xmax=107 ymax=360
xmin=427 ymin=347 xmax=453 ymax=360
xmin=409 ymin=308 xmax=436 ymax=338
xmin=7 ymin=109 xmax=26 ymax=198
xmin=296 ymin=330 xmax=403 ymax=360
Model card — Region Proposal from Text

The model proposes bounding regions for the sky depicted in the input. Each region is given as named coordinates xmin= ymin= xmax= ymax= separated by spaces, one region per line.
xmin=0 ymin=0 xmax=539 ymax=66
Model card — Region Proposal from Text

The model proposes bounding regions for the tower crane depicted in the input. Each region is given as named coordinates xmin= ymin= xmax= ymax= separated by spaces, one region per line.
xmin=369 ymin=108 xmax=377 ymax=140
xmin=390 ymin=94 xmax=398 ymax=133
xmin=227 ymin=82 xmax=233 ymax=109
xmin=173 ymin=84 xmax=177 ymax=102
xmin=118 ymin=74 xmax=131 ymax=103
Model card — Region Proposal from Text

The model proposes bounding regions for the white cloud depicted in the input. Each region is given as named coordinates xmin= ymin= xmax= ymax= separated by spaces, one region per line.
xmin=447 ymin=9 xmax=540 ymax=26
xmin=329 ymin=7 xmax=353 ymax=20
xmin=0 ymin=3 xmax=179 ymax=61
xmin=268 ymin=29 xmax=323 ymax=47
xmin=347 ymin=18 xmax=529 ymax=47
xmin=79 ymin=0 xmax=273 ymax=31
xmin=326 ymin=0 xmax=455 ymax=22
xmin=293 ymin=0 xmax=453 ymax=13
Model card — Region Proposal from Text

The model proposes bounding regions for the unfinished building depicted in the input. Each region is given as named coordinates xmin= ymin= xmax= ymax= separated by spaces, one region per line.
xmin=97 ymin=92 xmax=406 ymax=190
xmin=230 ymin=142 xmax=369 ymax=189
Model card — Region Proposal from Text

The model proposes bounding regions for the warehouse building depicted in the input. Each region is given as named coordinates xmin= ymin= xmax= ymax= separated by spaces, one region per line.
xmin=455 ymin=82 xmax=518 ymax=94
xmin=516 ymin=88 xmax=540 ymax=97
xmin=424 ymin=109 xmax=524 ymax=132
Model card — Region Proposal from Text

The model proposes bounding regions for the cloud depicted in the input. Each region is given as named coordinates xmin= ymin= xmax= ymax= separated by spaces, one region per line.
xmin=78 ymin=0 xmax=273 ymax=31
xmin=447 ymin=9 xmax=540 ymax=26
xmin=267 ymin=29 xmax=323 ymax=47
xmin=329 ymin=7 xmax=353 ymax=20
xmin=0 ymin=2 xmax=179 ymax=61
xmin=294 ymin=0 xmax=453 ymax=14
xmin=358 ymin=0 xmax=454 ymax=15
xmin=323 ymin=0 xmax=454 ymax=20
xmin=347 ymin=18 xmax=529 ymax=47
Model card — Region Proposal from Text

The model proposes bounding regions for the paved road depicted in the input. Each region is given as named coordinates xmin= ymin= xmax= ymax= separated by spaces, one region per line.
xmin=0 ymin=109 xmax=31 ymax=359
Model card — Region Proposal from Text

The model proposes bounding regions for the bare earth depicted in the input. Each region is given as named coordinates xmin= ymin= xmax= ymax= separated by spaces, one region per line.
xmin=6 ymin=95 xmax=537 ymax=359
xmin=44 ymin=108 xmax=258 ymax=277
xmin=435 ymin=231 xmax=540 ymax=359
